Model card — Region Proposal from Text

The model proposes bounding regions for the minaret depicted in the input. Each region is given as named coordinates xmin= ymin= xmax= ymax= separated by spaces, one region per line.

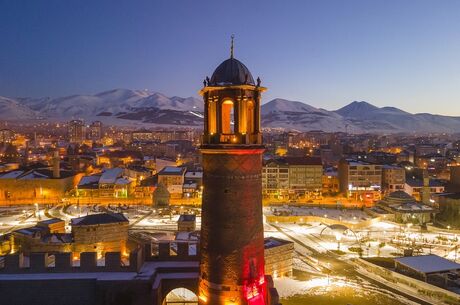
xmin=198 ymin=38 xmax=268 ymax=305
xmin=52 ymin=148 xmax=60 ymax=178
xmin=421 ymin=169 xmax=430 ymax=205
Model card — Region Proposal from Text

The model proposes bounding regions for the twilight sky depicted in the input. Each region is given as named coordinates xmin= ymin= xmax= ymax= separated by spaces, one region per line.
xmin=1 ymin=0 xmax=460 ymax=115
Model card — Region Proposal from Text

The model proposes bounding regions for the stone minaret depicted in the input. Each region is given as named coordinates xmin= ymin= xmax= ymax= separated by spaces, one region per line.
xmin=53 ymin=149 xmax=60 ymax=178
xmin=198 ymin=41 xmax=268 ymax=305
xmin=421 ymin=169 xmax=430 ymax=205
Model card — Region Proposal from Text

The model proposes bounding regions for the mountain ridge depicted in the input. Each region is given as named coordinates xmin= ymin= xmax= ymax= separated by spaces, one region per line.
xmin=1 ymin=89 xmax=459 ymax=133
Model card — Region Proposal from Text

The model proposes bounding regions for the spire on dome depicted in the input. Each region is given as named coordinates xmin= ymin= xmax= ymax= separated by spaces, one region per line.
xmin=230 ymin=34 xmax=234 ymax=59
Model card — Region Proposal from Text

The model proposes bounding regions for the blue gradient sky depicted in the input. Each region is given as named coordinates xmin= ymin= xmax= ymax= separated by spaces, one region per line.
xmin=1 ymin=0 xmax=460 ymax=115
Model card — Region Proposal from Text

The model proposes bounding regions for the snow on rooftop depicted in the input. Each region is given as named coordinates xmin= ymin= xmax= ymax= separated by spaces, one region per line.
xmin=160 ymin=166 xmax=185 ymax=175
xmin=0 ymin=170 xmax=24 ymax=179
xmin=78 ymin=175 xmax=101 ymax=186
xmin=185 ymin=171 xmax=203 ymax=178
xmin=20 ymin=171 xmax=49 ymax=180
xmin=99 ymin=168 xmax=123 ymax=184
xmin=395 ymin=255 xmax=460 ymax=274
xmin=115 ymin=177 xmax=131 ymax=185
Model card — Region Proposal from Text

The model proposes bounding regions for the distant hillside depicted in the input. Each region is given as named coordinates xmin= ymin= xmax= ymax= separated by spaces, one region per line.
xmin=2 ymin=90 xmax=460 ymax=133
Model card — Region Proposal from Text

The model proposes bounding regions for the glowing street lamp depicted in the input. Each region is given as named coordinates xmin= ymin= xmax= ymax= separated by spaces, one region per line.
xmin=335 ymin=233 xmax=342 ymax=250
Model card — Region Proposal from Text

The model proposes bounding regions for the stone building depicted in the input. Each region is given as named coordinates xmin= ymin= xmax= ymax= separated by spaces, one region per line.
xmin=157 ymin=166 xmax=186 ymax=198
xmin=11 ymin=213 xmax=130 ymax=255
xmin=178 ymin=214 xmax=196 ymax=232
xmin=0 ymin=168 xmax=82 ymax=204
xmin=11 ymin=218 xmax=71 ymax=254
xmin=71 ymin=212 xmax=129 ymax=254
xmin=377 ymin=191 xmax=436 ymax=224
xmin=264 ymin=237 xmax=294 ymax=278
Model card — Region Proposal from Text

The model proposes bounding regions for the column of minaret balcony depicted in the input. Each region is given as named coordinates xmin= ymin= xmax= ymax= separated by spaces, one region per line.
xmin=201 ymin=89 xmax=264 ymax=145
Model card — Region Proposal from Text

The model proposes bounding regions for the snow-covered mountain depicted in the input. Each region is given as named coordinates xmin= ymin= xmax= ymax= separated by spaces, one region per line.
xmin=334 ymin=101 xmax=460 ymax=133
xmin=5 ymin=89 xmax=204 ymax=127
xmin=261 ymin=99 xmax=348 ymax=132
xmin=0 ymin=96 xmax=38 ymax=120
xmin=2 ymin=90 xmax=460 ymax=133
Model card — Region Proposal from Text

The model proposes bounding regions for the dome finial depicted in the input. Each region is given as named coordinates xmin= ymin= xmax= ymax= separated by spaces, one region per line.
xmin=230 ymin=34 xmax=234 ymax=59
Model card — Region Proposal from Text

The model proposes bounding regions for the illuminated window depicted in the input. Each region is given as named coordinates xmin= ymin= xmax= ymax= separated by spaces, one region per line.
xmin=247 ymin=100 xmax=255 ymax=134
xmin=221 ymin=100 xmax=234 ymax=134
xmin=208 ymin=100 xmax=216 ymax=134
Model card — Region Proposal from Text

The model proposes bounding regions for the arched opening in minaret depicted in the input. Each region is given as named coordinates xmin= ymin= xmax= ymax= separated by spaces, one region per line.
xmin=221 ymin=100 xmax=234 ymax=134
xmin=207 ymin=100 xmax=217 ymax=134
xmin=163 ymin=287 xmax=198 ymax=305
xmin=247 ymin=100 xmax=255 ymax=134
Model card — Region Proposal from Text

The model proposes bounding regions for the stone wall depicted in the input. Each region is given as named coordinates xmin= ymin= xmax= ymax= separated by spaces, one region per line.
xmin=0 ymin=249 xmax=143 ymax=273
xmin=0 ymin=173 xmax=82 ymax=203
xmin=264 ymin=241 xmax=294 ymax=277
xmin=72 ymin=221 xmax=129 ymax=253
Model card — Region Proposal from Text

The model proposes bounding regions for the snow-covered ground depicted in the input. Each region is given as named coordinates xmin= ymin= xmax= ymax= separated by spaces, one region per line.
xmin=264 ymin=206 xmax=371 ymax=223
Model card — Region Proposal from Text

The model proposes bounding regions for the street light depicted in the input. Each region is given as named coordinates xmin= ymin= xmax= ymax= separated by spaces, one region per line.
xmin=34 ymin=203 xmax=40 ymax=219
xmin=335 ymin=233 xmax=342 ymax=250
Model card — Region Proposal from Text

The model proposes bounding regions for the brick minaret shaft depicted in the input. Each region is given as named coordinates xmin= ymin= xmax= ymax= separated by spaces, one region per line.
xmin=198 ymin=49 xmax=268 ymax=305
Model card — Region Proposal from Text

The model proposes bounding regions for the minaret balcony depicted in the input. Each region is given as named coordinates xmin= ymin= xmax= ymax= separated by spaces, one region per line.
xmin=201 ymin=133 xmax=262 ymax=145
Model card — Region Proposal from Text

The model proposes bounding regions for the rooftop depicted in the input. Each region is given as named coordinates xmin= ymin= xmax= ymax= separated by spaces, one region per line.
xmin=178 ymin=214 xmax=196 ymax=222
xmin=264 ymin=237 xmax=294 ymax=249
xmin=38 ymin=218 xmax=64 ymax=225
xmin=99 ymin=168 xmax=123 ymax=184
xmin=405 ymin=176 xmax=444 ymax=188
xmin=0 ymin=169 xmax=76 ymax=180
xmin=71 ymin=212 xmax=128 ymax=226
xmin=265 ymin=157 xmax=322 ymax=166
xmin=395 ymin=255 xmax=460 ymax=274
xmin=209 ymin=57 xmax=255 ymax=86
xmin=185 ymin=171 xmax=203 ymax=179
xmin=158 ymin=166 xmax=186 ymax=176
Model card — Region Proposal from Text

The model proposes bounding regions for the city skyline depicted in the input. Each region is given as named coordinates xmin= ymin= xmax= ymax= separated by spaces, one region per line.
xmin=2 ymin=1 xmax=460 ymax=115
xmin=3 ymin=2 xmax=460 ymax=305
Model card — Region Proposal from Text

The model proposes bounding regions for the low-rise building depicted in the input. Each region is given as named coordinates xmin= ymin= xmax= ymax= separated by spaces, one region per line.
xmin=71 ymin=212 xmax=129 ymax=254
xmin=97 ymin=150 xmax=143 ymax=167
xmin=183 ymin=171 xmax=203 ymax=198
xmin=262 ymin=157 xmax=322 ymax=200
xmin=377 ymin=191 xmax=436 ymax=224
xmin=395 ymin=255 xmax=460 ymax=285
xmin=158 ymin=166 xmax=186 ymax=199
xmin=0 ymin=168 xmax=82 ymax=204
xmin=177 ymin=214 xmax=196 ymax=232
xmin=404 ymin=176 xmax=444 ymax=200
xmin=77 ymin=168 xmax=135 ymax=199
xmin=264 ymin=237 xmax=294 ymax=278
xmin=338 ymin=159 xmax=382 ymax=202
xmin=382 ymin=165 xmax=405 ymax=194
xmin=262 ymin=159 xmax=289 ymax=199
xmin=322 ymin=168 xmax=339 ymax=194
